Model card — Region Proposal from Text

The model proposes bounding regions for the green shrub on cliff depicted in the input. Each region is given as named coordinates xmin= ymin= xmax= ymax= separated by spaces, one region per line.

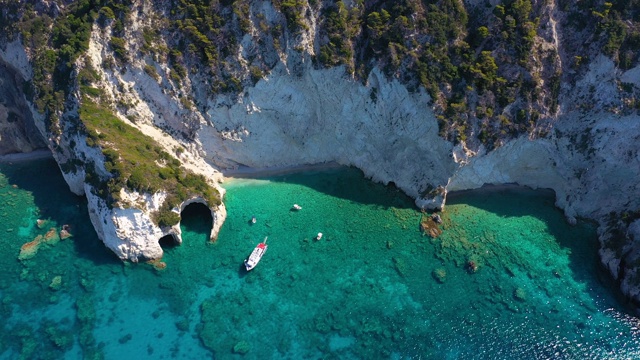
xmin=275 ymin=0 xmax=309 ymax=33
xmin=317 ymin=1 xmax=360 ymax=72
xmin=78 ymin=95 xmax=220 ymax=227
xmin=3 ymin=0 xmax=640 ymax=162
xmin=5 ymin=0 xmax=134 ymax=126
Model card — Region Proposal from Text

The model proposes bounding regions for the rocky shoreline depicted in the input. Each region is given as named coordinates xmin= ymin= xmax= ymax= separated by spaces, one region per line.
xmin=0 ymin=3 xmax=639 ymax=314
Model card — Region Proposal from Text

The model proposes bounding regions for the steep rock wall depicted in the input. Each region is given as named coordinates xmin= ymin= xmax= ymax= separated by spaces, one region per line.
xmin=78 ymin=14 xmax=640 ymax=283
xmin=1 ymin=0 xmax=640 ymax=310
xmin=0 ymin=53 xmax=45 ymax=155
xmin=201 ymin=64 xmax=456 ymax=208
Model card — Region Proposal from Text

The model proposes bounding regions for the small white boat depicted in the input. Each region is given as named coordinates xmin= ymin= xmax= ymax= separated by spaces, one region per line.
xmin=292 ymin=204 xmax=302 ymax=211
xmin=251 ymin=216 xmax=257 ymax=224
xmin=315 ymin=232 xmax=323 ymax=240
xmin=244 ymin=237 xmax=268 ymax=271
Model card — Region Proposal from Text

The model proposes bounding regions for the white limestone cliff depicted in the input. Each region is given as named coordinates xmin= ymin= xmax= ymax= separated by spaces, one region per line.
xmin=86 ymin=186 xmax=166 ymax=261
xmin=201 ymin=64 xmax=456 ymax=205
xmin=0 ymin=39 xmax=32 ymax=80
xmin=86 ymin=185 xmax=225 ymax=261
xmin=1 ymin=2 xmax=640 ymax=309
xmin=15 ymin=23 xmax=640 ymax=273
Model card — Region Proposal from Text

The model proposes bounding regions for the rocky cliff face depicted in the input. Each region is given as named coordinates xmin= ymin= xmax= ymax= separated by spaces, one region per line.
xmin=0 ymin=43 xmax=45 ymax=154
xmin=201 ymin=65 xmax=456 ymax=207
xmin=1 ymin=0 xmax=640 ymax=309
xmin=0 ymin=26 xmax=228 ymax=263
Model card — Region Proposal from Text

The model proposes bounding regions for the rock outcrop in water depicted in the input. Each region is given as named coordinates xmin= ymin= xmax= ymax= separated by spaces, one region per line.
xmin=0 ymin=1 xmax=639 ymax=310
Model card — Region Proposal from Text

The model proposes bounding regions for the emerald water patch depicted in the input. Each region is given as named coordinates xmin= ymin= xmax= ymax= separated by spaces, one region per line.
xmin=0 ymin=162 xmax=639 ymax=359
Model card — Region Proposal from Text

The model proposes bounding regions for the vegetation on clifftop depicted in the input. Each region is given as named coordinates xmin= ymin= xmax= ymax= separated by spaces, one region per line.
xmin=154 ymin=0 xmax=638 ymax=148
xmin=3 ymin=0 xmax=639 ymax=150
xmin=79 ymin=95 xmax=220 ymax=227
xmin=312 ymin=0 xmax=551 ymax=148
xmin=1 ymin=1 xmax=639 ymax=218
xmin=1 ymin=0 xmax=134 ymax=134
xmin=0 ymin=1 xmax=220 ymax=227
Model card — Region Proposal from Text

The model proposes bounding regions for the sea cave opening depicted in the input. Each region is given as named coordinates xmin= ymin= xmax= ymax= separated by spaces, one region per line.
xmin=179 ymin=201 xmax=214 ymax=242
xmin=159 ymin=234 xmax=178 ymax=248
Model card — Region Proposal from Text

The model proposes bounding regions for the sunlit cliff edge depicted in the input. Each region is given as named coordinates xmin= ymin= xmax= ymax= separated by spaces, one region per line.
xmin=1 ymin=0 xmax=639 ymax=310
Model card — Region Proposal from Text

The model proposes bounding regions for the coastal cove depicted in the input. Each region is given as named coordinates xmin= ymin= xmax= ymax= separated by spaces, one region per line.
xmin=1 ymin=0 xmax=640 ymax=351
xmin=1 ymin=159 xmax=639 ymax=359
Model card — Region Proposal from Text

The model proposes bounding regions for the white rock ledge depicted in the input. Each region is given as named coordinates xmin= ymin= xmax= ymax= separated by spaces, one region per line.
xmin=86 ymin=187 xmax=225 ymax=262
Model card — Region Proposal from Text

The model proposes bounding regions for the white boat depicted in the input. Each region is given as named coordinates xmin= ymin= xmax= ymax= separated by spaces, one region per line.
xmin=292 ymin=204 xmax=302 ymax=211
xmin=244 ymin=237 xmax=268 ymax=271
xmin=315 ymin=232 xmax=323 ymax=240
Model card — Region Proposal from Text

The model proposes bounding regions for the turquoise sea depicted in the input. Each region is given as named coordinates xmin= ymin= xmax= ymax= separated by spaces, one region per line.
xmin=0 ymin=158 xmax=639 ymax=359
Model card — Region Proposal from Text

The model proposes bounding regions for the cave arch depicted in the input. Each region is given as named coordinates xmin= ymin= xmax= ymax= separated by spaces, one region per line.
xmin=178 ymin=201 xmax=214 ymax=242
xmin=159 ymin=234 xmax=178 ymax=248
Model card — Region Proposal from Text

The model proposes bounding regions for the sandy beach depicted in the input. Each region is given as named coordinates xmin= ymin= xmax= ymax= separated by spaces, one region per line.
xmin=0 ymin=149 xmax=52 ymax=163
xmin=221 ymin=162 xmax=344 ymax=179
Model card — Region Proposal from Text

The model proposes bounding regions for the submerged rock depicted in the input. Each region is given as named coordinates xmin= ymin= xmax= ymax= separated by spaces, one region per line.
xmin=233 ymin=340 xmax=250 ymax=355
xmin=466 ymin=260 xmax=479 ymax=273
xmin=18 ymin=236 xmax=42 ymax=260
xmin=513 ymin=287 xmax=527 ymax=302
xmin=420 ymin=214 xmax=443 ymax=238
xmin=42 ymin=227 xmax=60 ymax=245
xmin=45 ymin=326 xmax=73 ymax=350
xmin=147 ymin=259 xmax=167 ymax=271
xmin=59 ymin=224 xmax=72 ymax=240
xmin=432 ymin=267 xmax=447 ymax=283
xmin=49 ymin=276 xmax=62 ymax=291
xmin=393 ymin=257 xmax=408 ymax=277
xmin=36 ymin=219 xmax=47 ymax=229
xmin=59 ymin=228 xmax=72 ymax=240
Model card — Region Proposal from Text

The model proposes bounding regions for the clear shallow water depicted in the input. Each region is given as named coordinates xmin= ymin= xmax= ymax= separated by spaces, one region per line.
xmin=0 ymin=159 xmax=639 ymax=359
